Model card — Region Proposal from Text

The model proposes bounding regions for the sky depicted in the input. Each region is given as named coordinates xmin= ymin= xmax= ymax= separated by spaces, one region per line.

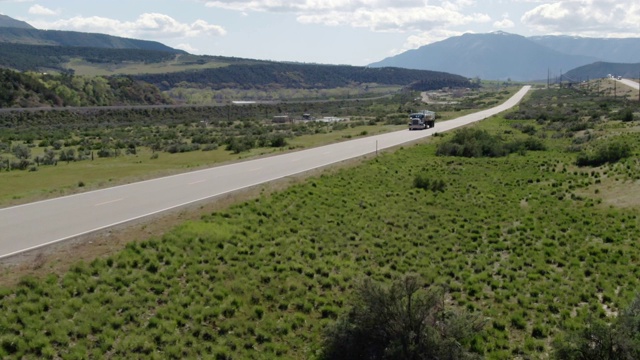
xmin=1 ymin=0 xmax=640 ymax=66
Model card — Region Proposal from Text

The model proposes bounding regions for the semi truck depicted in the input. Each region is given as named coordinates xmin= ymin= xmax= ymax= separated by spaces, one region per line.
xmin=408 ymin=110 xmax=435 ymax=130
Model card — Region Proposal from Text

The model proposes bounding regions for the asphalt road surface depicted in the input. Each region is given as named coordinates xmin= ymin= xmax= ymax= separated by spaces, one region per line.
xmin=617 ymin=78 xmax=640 ymax=90
xmin=0 ymin=85 xmax=531 ymax=259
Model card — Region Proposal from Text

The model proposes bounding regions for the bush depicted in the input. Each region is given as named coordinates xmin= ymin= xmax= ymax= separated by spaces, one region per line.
xmin=321 ymin=275 xmax=485 ymax=360
xmin=553 ymin=293 xmax=640 ymax=359
xmin=436 ymin=128 xmax=508 ymax=158
xmin=413 ymin=174 xmax=446 ymax=192
xmin=576 ymin=140 xmax=631 ymax=167
xmin=616 ymin=108 xmax=635 ymax=122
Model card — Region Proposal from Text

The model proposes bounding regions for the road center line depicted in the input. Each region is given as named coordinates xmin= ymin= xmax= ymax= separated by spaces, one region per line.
xmin=188 ymin=180 xmax=206 ymax=185
xmin=95 ymin=198 xmax=124 ymax=207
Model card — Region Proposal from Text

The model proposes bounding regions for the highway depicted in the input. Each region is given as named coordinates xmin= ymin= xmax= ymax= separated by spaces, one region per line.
xmin=617 ymin=78 xmax=640 ymax=90
xmin=0 ymin=85 xmax=531 ymax=259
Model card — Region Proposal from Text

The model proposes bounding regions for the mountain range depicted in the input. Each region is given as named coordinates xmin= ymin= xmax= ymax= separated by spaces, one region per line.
xmin=2 ymin=14 xmax=639 ymax=83
xmin=0 ymin=15 xmax=471 ymax=95
xmin=0 ymin=14 xmax=34 ymax=29
xmin=0 ymin=15 xmax=182 ymax=53
xmin=369 ymin=31 xmax=640 ymax=81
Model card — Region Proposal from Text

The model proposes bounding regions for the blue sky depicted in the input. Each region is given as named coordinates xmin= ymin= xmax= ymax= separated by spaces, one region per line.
xmin=1 ymin=0 xmax=639 ymax=66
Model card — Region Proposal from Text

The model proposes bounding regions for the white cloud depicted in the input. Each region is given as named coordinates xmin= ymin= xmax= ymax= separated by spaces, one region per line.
xmin=521 ymin=0 xmax=640 ymax=36
xmin=393 ymin=29 xmax=465 ymax=55
xmin=493 ymin=17 xmax=514 ymax=29
xmin=28 ymin=4 xmax=58 ymax=16
xmin=174 ymin=43 xmax=199 ymax=53
xmin=33 ymin=13 xmax=226 ymax=39
xmin=380 ymin=28 xmax=467 ymax=60
xmin=203 ymin=0 xmax=489 ymax=32
xmin=203 ymin=0 xmax=425 ymax=13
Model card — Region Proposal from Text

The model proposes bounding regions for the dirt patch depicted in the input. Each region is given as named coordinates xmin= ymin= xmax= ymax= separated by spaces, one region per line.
xmin=579 ymin=178 xmax=640 ymax=209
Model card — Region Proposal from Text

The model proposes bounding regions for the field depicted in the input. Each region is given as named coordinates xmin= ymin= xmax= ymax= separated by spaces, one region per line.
xmin=65 ymin=54 xmax=245 ymax=76
xmin=1 ymin=85 xmax=640 ymax=359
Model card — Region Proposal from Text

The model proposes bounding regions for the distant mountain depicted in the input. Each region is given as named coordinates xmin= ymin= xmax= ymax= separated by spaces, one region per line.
xmin=0 ymin=14 xmax=34 ymax=29
xmin=0 ymin=27 xmax=183 ymax=53
xmin=565 ymin=61 xmax=640 ymax=81
xmin=369 ymin=32 xmax=640 ymax=81
xmin=0 ymin=16 xmax=186 ymax=73
xmin=530 ymin=36 xmax=640 ymax=64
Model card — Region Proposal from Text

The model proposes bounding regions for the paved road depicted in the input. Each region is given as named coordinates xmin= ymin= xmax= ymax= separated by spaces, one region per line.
xmin=0 ymin=86 xmax=531 ymax=259
xmin=617 ymin=78 xmax=640 ymax=90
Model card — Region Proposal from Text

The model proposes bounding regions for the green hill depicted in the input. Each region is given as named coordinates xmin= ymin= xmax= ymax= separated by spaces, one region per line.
xmin=565 ymin=61 xmax=640 ymax=81
xmin=132 ymin=62 xmax=475 ymax=91
xmin=0 ymin=69 xmax=173 ymax=108
xmin=0 ymin=42 xmax=181 ymax=73
xmin=0 ymin=14 xmax=34 ymax=29
xmin=0 ymin=27 xmax=183 ymax=53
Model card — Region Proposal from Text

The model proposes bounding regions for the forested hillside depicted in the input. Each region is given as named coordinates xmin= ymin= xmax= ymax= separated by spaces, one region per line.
xmin=0 ymin=69 xmax=173 ymax=108
xmin=0 ymin=14 xmax=34 ymax=29
xmin=565 ymin=61 xmax=640 ymax=80
xmin=0 ymin=27 xmax=182 ymax=53
xmin=0 ymin=43 xmax=180 ymax=72
xmin=133 ymin=62 xmax=475 ymax=90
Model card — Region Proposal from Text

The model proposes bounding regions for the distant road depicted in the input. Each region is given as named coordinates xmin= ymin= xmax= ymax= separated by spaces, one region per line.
xmin=0 ymin=94 xmax=393 ymax=114
xmin=0 ymin=86 xmax=531 ymax=259
xmin=617 ymin=78 xmax=640 ymax=90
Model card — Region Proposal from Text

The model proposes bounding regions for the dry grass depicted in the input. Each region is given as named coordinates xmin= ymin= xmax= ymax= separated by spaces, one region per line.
xmin=586 ymin=177 xmax=640 ymax=208
xmin=592 ymin=79 xmax=640 ymax=100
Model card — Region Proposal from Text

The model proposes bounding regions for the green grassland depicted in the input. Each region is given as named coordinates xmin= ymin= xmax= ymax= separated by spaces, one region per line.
xmin=66 ymin=54 xmax=239 ymax=76
xmin=0 ymin=86 xmax=640 ymax=359
xmin=0 ymin=122 xmax=405 ymax=206
xmin=0 ymin=86 xmax=517 ymax=206
xmin=2 ymin=86 xmax=640 ymax=359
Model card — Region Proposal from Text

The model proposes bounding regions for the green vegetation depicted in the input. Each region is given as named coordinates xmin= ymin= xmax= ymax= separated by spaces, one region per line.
xmin=321 ymin=275 xmax=484 ymax=360
xmin=0 ymin=42 xmax=180 ymax=73
xmin=553 ymin=295 xmax=640 ymax=359
xmin=0 ymin=85 xmax=511 ymax=204
xmin=435 ymin=128 xmax=546 ymax=158
xmin=133 ymin=62 xmax=476 ymax=93
xmin=2 ymin=85 xmax=640 ymax=358
xmin=0 ymin=69 xmax=172 ymax=108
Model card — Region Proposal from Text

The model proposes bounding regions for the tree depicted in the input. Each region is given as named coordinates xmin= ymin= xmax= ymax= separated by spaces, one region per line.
xmin=42 ymin=148 xmax=56 ymax=165
xmin=321 ymin=275 xmax=485 ymax=360
xmin=12 ymin=144 xmax=31 ymax=160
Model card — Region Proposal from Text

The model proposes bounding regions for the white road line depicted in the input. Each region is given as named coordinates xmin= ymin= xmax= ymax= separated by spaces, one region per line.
xmin=95 ymin=198 xmax=124 ymax=207
xmin=188 ymin=180 xmax=206 ymax=185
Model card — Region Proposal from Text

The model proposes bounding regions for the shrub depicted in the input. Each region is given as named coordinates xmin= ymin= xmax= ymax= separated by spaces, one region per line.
xmin=413 ymin=174 xmax=446 ymax=192
xmin=553 ymin=293 xmax=640 ymax=359
xmin=576 ymin=140 xmax=631 ymax=167
xmin=616 ymin=108 xmax=635 ymax=122
xmin=435 ymin=128 xmax=508 ymax=158
xmin=321 ymin=275 xmax=485 ymax=360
